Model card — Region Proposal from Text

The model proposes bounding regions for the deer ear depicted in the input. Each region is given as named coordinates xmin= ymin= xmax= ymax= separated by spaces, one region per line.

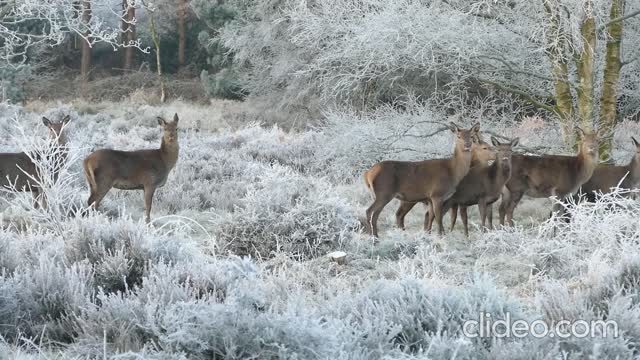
xmin=632 ymin=136 xmax=640 ymax=147
xmin=448 ymin=122 xmax=459 ymax=133
xmin=173 ymin=113 xmax=179 ymax=124
xmin=42 ymin=117 xmax=51 ymax=127
xmin=157 ymin=117 xmax=167 ymax=126
xmin=471 ymin=122 xmax=481 ymax=133
xmin=511 ymin=137 xmax=520 ymax=147
xmin=576 ymin=126 xmax=585 ymax=138
xmin=62 ymin=115 xmax=71 ymax=124
xmin=491 ymin=136 xmax=500 ymax=147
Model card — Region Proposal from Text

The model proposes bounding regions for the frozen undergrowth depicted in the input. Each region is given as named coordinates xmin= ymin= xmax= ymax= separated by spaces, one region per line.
xmin=1 ymin=101 xmax=640 ymax=358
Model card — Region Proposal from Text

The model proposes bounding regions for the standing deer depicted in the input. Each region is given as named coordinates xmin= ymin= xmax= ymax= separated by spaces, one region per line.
xmin=394 ymin=134 xmax=496 ymax=231
xmin=0 ymin=115 xmax=71 ymax=207
xmin=576 ymin=136 xmax=640 ymax=202
xmin=435 ymin=137 xmax=519 ymax=237
xmin=498 ymin=128 xmax=600 ymax=226
xmin=364 ymin=122 xmax=480 ymax=237
xmin=83 ymin=113 xmax=180 ymax=223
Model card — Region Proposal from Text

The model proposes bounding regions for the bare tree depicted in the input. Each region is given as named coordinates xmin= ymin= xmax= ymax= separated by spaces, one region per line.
xmin=80 ymin=0 xmax=92 ymax=82
xmin=122 ymin=0 xmax=137 ymax=70
xmin=0 ymin=0 xmax=148 ymax=67
xmin=177 ymin=0 xmax=187 ymax=67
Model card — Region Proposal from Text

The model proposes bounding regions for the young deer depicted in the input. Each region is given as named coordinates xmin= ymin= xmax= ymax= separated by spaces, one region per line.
xmin=83 ymin=114 xmax=180 ymax=223
xmin=394 ymin=134 xmax=495 ymax=231
xmin=498 ymin=128 xmax=600 ymax=226
xmin=364 ymin=122 xmax=480 ymax=237
xmin=438 ymin=137 xmax=519 ymax=237
xmin=0 ymin=115 xmax=70 ymax=206
xmin=576 ymin=136 xmax=640 ymax=201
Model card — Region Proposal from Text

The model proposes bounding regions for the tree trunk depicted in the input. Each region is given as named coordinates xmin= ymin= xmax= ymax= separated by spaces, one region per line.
xmin=599 ymin=0 xmax=625 ymax=162
xmin=122 ymin=0 xmax=136 ymax=70
xmin=149 ymin=11 xmax=166 ymax=102
xmin=177 ymin=0 xmax=187 ymax=67
xmin=575 ymin=0 xmax=596 ymax=133
xmin=543 ymin=0 xmax=575 ymax=146
xmin=80 ymin=0 xmax=92 ymax=83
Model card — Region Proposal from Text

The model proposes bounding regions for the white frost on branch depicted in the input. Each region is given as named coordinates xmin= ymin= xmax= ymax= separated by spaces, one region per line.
xmin=0 ymin=0 xmax=151 ymax=65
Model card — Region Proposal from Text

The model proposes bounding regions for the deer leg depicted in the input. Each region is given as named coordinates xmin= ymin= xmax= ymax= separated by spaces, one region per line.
xmin=143 ymin=185 xmax=156 ymax=224
xmin=449 ymin=205 xmax=458 ymax=232
xmin=499 ymin=190 xmax=510 ymax=226
xmin=88 ymin=181 xmax=113 ymax=211
xmin=395 ymin=201 xmax=417 ymax=230
xmin=431 ymin=198 xmax=445 ymax=236
xmin=425 ymin=201 xmax=435 ymax=232
xmin=505 ymin=191 xmax=523 ymax=226
xmin=478 ymin=200 xmax=487 ymax=233
xmin=460 ymin=206 xmax=469 ymax=237
xmin=365 ymin=194 xmax=393 ymax=237
xmin=487 ymin=204 xmax=494 ymax=230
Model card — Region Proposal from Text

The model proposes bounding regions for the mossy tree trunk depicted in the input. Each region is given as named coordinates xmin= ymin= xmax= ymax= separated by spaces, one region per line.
xmin=575 ymin=0 xmax=597 ymax=136
xmin=599 ymin=0 xmax=625 ymax=162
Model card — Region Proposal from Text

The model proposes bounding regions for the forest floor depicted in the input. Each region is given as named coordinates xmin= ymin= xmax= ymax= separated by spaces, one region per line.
xmin=0 ymin=98 xmax=639 ymax=359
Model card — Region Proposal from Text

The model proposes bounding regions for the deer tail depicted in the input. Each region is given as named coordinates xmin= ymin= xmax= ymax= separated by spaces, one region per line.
xmin=83 ymin=158 xmax=98 ymax=194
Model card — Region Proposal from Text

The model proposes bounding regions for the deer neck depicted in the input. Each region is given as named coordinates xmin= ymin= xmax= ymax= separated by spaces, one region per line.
xmin=470 ymin=154 xmax=490 ymax=168
xmin=160 ymin=138 xmax=180 ymax=170
xmin=576 ymin=148 xmax=598 ymax=183
xmin=450 ymin=146 xmax=472 ymax=184
xmin=493 ymin=158 xmax=511 ymax=185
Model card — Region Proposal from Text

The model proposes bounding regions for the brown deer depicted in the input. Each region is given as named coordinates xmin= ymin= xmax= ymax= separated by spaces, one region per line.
xmin=498 ymin=128 xmax=600 ymax=226
xmin=83 ymin=114 xmax=179 ymax=223
xmin=434 ymin=137 xmax=519 ymax=237
xmin=576 ymin=136 xmax=640 ymax=202
xmin=394 ymin=134 xmax=496 ymax=231
xmin=364 ymin=122 xmax=480 ymax=237
xmin=0 ymin=115 xmax=71 ymax=207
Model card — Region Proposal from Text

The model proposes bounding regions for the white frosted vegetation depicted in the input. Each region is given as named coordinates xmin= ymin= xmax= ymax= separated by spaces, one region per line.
xmin=0 ymin=101 xmax=640 ymax=358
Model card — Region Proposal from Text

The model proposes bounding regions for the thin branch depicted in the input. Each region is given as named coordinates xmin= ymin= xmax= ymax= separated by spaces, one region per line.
xmin=598 ymin=8 xmax=640 ymax=31
xmin=478 ymin=77 xmax=558 ymax=114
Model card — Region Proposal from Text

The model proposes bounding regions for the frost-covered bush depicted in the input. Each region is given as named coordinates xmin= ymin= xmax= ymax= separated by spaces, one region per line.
xmin=213 ymin=165 xmax=360 ymax=260
xmin=2 ymin=101 xmax=640 ymax=358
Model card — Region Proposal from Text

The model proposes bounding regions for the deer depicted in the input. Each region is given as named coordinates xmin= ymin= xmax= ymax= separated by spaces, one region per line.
xmin=364 ymin=122 xmax=480 ymax=237
xmin=498 ymin=127 xmax=600 ymax=226
xmin=394 ymin=133 xmax=496 ymax=231
xmin=432 ymin=137 xmax=519 ymax=237
xmin=0 ymin=115 xmax=71 ymax=207
xmin=83 ymin=113 xmax=180 ymax=223
xmin=576 ymin=136 xmax=640 ymax=202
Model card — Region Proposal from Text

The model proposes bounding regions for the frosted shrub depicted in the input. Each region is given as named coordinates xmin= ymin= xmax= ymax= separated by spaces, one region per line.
xmin=154 ymin=302 xmax=344 ymax=359
xmin=317 ymin=104 xmax=456 ymax=182
xmin=337 ymin=276 xmax=528 ymax=355
xmin=212 ymin=165 xmax=359 ymax=260
xmin=527 ymin=188 xmax=640 ymax=278
xmin=10 ymin=256 xmax=93 ymax=343
xmin=63 ymin=216 xmax=148 ymax=293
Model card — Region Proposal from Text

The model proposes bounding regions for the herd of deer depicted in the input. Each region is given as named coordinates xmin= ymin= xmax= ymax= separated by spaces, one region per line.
xmin=0 ymin=114 xmax=180 ymax=224
xmin=365 ymin=122 xmax=640 ymax=237
xmin=0 ymin=115 xmax=638 ymax=237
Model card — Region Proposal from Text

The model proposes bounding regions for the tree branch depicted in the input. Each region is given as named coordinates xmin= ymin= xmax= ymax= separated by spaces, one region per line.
xmin=478 ymin=78 xmax=558 ymax=114
xmin=598 ymin=8 xmax=640 ymax=31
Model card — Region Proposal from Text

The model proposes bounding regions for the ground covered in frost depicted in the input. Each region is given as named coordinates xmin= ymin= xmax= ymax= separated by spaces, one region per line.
xmin=1 ymin=101 xmax=640 ymax=359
